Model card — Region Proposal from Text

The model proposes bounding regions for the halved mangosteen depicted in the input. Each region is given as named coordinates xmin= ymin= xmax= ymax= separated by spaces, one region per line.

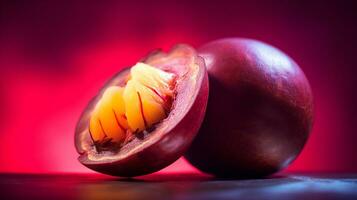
xmin=75 ymin=45 xmax=209 ymax=177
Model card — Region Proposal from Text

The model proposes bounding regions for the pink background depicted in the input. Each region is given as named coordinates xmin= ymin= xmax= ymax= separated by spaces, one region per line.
xmin=0 ymin=1 xmax=356 ymax=174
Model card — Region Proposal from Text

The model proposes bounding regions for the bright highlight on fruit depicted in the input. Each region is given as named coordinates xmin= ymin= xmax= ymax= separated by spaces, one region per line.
xmin=89 ymin=63 xmax=176 ymax=150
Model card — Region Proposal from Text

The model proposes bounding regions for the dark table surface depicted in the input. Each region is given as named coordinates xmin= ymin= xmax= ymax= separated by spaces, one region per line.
xmin=1 ymin=172 xmax=356 ymax=200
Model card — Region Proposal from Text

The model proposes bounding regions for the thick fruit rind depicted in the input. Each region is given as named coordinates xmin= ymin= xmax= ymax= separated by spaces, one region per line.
xmin=75 ymin=44 xmax=209 ymax=177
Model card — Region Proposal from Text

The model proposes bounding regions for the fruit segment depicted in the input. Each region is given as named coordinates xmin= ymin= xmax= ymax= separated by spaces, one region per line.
xmin=131 ymin=63 xmax=176 ymax=98
xmin=123 ymin=79 xmax=167 ymax=132
xmin=89 ymin=87 xmax=127 ymax=144
xmin=89 ymin=62 xmax=176 ymax=148
xmin=123 ymin=80 xmax=146 ymax=132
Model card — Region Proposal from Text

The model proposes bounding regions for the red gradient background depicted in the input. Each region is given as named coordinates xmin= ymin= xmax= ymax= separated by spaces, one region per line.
xmin=0 ymin=0 xmax=356 ymax=174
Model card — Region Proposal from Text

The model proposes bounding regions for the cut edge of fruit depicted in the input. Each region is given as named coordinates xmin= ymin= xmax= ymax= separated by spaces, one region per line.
xmin=76 ymin=44 xmax=205 ymax=163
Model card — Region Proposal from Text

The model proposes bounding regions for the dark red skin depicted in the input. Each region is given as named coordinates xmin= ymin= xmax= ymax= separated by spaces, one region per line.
xmin=185 ymin=38 xmax=314 ymax=178
xmin=75 ymin=45 xmax=209 ymax=177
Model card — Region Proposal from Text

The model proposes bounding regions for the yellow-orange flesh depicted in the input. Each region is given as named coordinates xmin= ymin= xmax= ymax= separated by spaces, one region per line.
xmin=89 ymin=63 xmax=176 ymax=150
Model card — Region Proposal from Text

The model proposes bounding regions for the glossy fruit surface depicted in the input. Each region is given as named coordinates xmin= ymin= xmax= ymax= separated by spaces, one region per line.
xmin=185 ymin=38 xmax=314 ymax=178
xmin=75 ymin=45 xmax=208 ymax=177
